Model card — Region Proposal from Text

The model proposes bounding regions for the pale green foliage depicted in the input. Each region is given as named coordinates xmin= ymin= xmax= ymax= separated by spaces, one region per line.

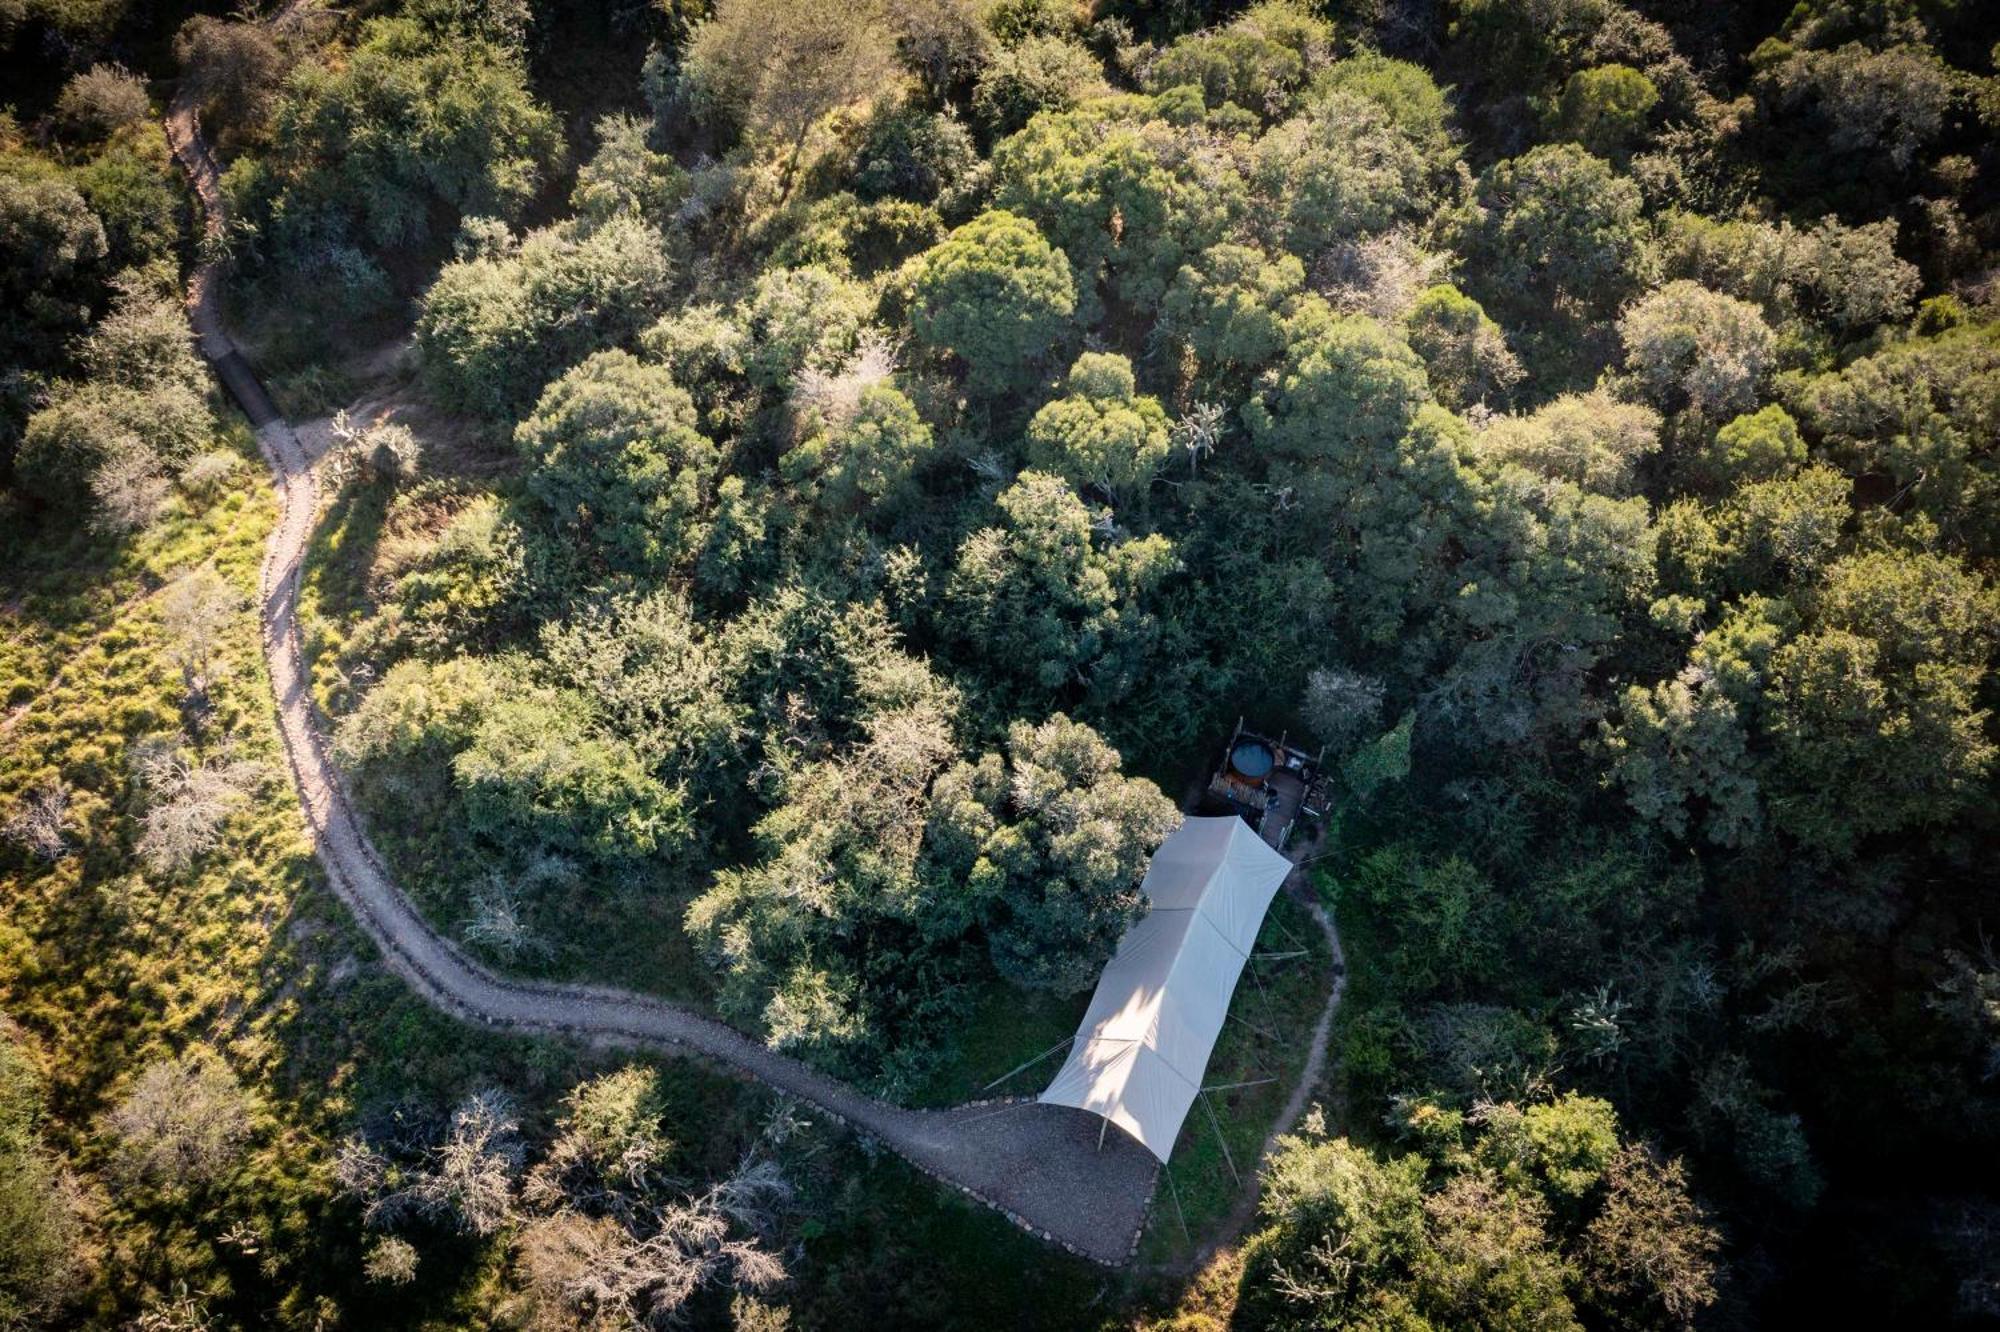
xmin=0 ymin=167 xmax=106 ymax=368
xmin=1253 ymin=90 xmax=1436 ymax=257
xmin=1554 ymin=64 xmax=1660 ymax=155
xmin=1476 ymin=390 xmax=1661 ymax=496
xmin=16 ymin=282 xmax=212 ymax=510
xmin=681 ymin=0 xmax=898 ymax=168
xmin=1022 ymin=353 xmax=1170 ymax=493
xmin=418 ymin=216 xmax=676 ymax=419
xmin=1619 ymin=280 xmax=1775 ymax=418
xmin=1477 ymin=1093 xmax=1622 ymax=1199
xmin=1343 ymin=711 xmax=1414 ymax=798
xmin=686 ymin=700 xmax=959 ymax=1071
xmin=1461 ymin=144 xmax=1651 ymax=318
xmin=255 ymin=18 xmax=560 ymax=252
xmin=1247 ymin=1133 xmax=1428 ymax=1323
xmin=1580 ymin=1145 xmax=1722 ymax=1331
xmin=1699 ymin=404 xmax=1804 ymax=488
xmin=336 ymin=656 xmax=685 ymax=863
xmin=972 ymin=35 xmax=1105 ymax=135
xmin=1316 ymin=51 xmax=1459 ymax=172
xmin=0 ymin=1026 xmax=83 ymax=1328
xmin=909 ymin=209 xmax=1075 ymax=394
xmin=514 ymin=350 xmax=720 ymax=576
xmin=1765 ymin=551 xmax=1996 ymax=852
xmin=1659 ymin=211 xmax=1917 ymax=332
xmin=1754 ymin=38 xmax=1960 ymax=171
xmin=105 ymin=1045 xmax=252 ymax=1188
xmin=1794 ymin=321 xmax=2000 ymax=555
xmin=1141 ymin=1 xmax=1332 ymax=120
xmin=741 ymin=266 xmax=873 ymax=390
xmin=1413 ymin=1171 xmax=1581 ymax=1332
xmin=1247 ymin=313 xmax=1432 ymax=464
xmin=571 ymin=115 xmax=688 ymax=227
xmin=53 ymin=63 xmax=151 ymax=142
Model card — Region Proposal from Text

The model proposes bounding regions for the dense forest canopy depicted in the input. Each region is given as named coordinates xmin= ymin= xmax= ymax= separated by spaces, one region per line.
xmin=2 ymin=0 xmax=1999 ymax=1326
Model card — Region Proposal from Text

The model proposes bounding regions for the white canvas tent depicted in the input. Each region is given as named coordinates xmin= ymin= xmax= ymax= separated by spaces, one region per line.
xmin=1039 ymin=815 xmax=1293 ymax=1162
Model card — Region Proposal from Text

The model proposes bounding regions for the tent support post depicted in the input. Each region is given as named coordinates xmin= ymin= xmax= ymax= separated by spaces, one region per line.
xmin=1247 ymin=957 xmax=1280 ymax=1026
xmin=1227 ymin=1010 xmax=1278 ymax=1041
xmin=1164 ymin=1162 xmax=1191 ymax=1245
xmin=978 ymin=1034 xmax=1075 ymax=1094
xmin=1097 ymin=1116 xmax=1109 ymax=1152
xmin=1201 ymin=1089 xmax=1241 ymax=1187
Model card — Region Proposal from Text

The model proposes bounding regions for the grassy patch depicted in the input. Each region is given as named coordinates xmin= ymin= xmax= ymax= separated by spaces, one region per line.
xmin=903 ymin=980 xmax=1088 ymax=1109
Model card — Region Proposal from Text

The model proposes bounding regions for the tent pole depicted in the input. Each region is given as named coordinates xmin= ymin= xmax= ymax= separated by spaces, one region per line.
xmin=978 ymin=1034 xmax=1075 ymax=1094
xmin=1200 ymin=1076 xmax=1278 ymax=1094
xmin=1098 ymin=1116 xmax=1109 ymax=1152
xmin=1201 ymin=1090 xmax=1241 ymax=1188
xmin=1164 ymin=1161 xmax=1191 ymax=1244
xmin=1227 ymin=1010 xmax=1278 ymax=1042
xmin=1248 ymin=956 xmax=1280 ymax=1026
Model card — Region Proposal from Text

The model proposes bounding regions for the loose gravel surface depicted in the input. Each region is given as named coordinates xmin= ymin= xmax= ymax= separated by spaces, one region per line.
xmin=164 ymin=99 xmax=1343 ymax=1267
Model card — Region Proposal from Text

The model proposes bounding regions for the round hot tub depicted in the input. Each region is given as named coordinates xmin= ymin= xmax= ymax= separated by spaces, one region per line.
xmin=1229 ymin=740 xmax=1275 ymax=781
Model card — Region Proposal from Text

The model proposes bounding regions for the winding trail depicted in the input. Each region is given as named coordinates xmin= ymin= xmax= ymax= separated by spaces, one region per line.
xmin=163 ymin=99 xmax=1344 ymax=1268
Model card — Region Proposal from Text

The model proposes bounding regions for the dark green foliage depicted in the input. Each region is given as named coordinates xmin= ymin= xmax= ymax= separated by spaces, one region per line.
xmin=13 ymin=0 xmax=2000 ymax=1322
xmin=227 ymin=17 xmax=561 ymax=315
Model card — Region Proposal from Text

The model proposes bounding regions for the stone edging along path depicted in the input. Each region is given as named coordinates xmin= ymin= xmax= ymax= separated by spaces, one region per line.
xmin=164 ymin=98 xmax=1345 ymax=1270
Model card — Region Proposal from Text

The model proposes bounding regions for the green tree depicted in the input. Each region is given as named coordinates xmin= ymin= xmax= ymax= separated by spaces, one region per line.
xmin=245 ymin=17 xmax=560 ymax=264
xmin=514 ymin=351 xmax=721 ymax=577
xmin=1554 ymin=65 xmax=1660 ymax=156
xmin=1161 ymin=242 xmax=1304 ymax=388
xmin=908 ymin=209 xmax=1076 ymax=394
xmin=1406 ymin=283 xmax=1522 ymax=410
xmin=1475 ymin=390 xmax=1660 ymax=496
xmin=1459 ymin=144 xmax=1651 ymax=324
xmin=1412 ymin=1172 xmax=1582 ymax=1332
xmin=1696 ymin=403 xmax=1805 ymax=489
xmin=417 ymin=216 xmax=676 ymax=419
xmin=0 ymin=165 xmax=105 ymax=374
xmin=1022 ymin=353 xmax=1171 ymax=495
xmin=0 ymin=1025 xmax=83 ymax=1328
xmin=1579 ymin=1145 xmax=1721 ymax=1332
xmin=681 ymin=0 xmax=899 ymax=191
xmin=1241 ymin=1131 xmax=1428 ymax=1328
xmin=941 ymin=470 xmax=1177 ymax=708
xmin=994 ymin=98 xmax=1241 ymax=318
xmin=781 ymin=381 xmax=935 ymax=516
xmin=1619 ymin=280 xmax=1775 ymax=419
xmin=1253 ymin=90 xmax=1437 ymax=260
xmin=972 ymin=35 xmax=1106 ymax=136
xmin=923 ymin=713 xmax=1177 ymax=992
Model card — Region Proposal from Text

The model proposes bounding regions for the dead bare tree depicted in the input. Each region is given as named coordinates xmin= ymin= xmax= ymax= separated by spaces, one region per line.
xmin=133 ymin=735 xmax=262 ymax=874
xmin=2 ymin=777 xmax=74 ymax=862
xmin=105 ymin=1045 xmax=253 ymax=1188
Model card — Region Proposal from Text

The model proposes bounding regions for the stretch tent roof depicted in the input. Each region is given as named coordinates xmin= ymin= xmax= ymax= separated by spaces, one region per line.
xmin=1039 ymin=815 xmax=1293 ymax=1162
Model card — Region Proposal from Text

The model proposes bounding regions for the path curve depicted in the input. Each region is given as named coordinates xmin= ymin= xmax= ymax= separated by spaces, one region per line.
xmin=163 ymin=98 xmax=1343 ymax=1268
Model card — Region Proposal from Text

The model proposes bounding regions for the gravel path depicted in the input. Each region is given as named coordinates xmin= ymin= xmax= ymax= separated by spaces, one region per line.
xmin=163 ymin=98 xmax=1346 ymax=1269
